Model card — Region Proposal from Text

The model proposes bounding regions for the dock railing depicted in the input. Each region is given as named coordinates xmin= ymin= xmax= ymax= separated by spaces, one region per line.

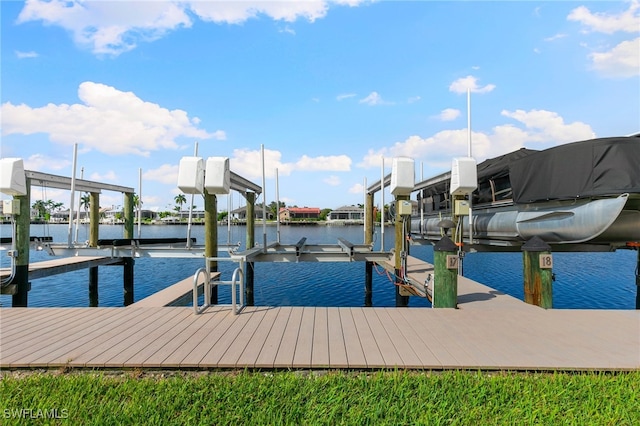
xmin=193 ymin=256 xmax=245 ymax=315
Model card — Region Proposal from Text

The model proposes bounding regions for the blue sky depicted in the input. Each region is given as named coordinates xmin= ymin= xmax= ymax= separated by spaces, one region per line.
xmin=1 ymin=0 xmax=639 ymax=213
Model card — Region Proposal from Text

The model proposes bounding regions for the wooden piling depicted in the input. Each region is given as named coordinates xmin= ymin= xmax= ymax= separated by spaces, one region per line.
xmin=89 ymin=266 xmax=98 ymax=307
xmin=394 ymin=195 xmax=410 ymax=307
xmin=365 ymin=192 xmax=374 ymax=305
xmin=433 ymin=236 xmax=458 ymax=308
xmin=123 ymin=192 xmax=134 ymax=239
xmin=522 ymin=236 xmax=553 ymax=309
xmin=635 ymin=248 xmax=639 ymax=310
xmin=204 ymin=191 xmax=218 ymax=304
xmin=122 ymin=192 xmax=135 ymax=306
xmin=245 ymin=191 xmax=256 ymax=306
xmin=122 ymin=257 xmax=134 ymax=306
xmin=12 ymin=179 xmax=31 ymax=307
xmin=364 ymin=261 xmax=373 ymax=307
xmin=89 ymin=192 xmax=99 ymax=247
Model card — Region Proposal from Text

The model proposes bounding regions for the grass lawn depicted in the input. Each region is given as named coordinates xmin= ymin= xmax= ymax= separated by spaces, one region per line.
xmin=1 ymin=370 xmax=638 ymax=425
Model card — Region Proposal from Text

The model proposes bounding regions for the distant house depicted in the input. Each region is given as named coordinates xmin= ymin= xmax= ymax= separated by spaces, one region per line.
xmin=231 ymin=206 xmax=273 ymax=221
xmin=279 ymin=207 xmax=320 ymax=221
xmin=100 ymin=208 xmax=158 ymax=224
xmin=327 ymin=205 xmax=364 ymax=221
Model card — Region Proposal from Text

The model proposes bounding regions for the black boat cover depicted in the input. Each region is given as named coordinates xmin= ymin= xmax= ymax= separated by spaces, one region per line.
xmin=509 ymin=135 xmax=640 ymax=203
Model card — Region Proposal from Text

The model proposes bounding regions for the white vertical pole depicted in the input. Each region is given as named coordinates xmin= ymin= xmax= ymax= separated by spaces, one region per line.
xmin=467 ymin=88 xmax=474 ymax=246
xmin=261 ymin=144 xmax=267 ymax=252
xmin=420 ymin=162 xmax=424 ymax=237
xmin=467 ymin=88 xmax=472 ymax=158
xmin=137 ymin=167 xmax=142 ymax=238
xmin=227 ymin=194 xmax=231 ymax=245
xmin=186 ymin=142 xmax=198 ymax=248
xmin=380 ymin=156 xmax=385 ymax=252
xmin=363 ymin=177 xmax=367 ymax=243
xmin=67 ymin=143 xmax=78 ymax=247
xmin=74 ymin=167 xmax=83 ymax=243
xmin=275 ymin=167 xmax=280 ymax=244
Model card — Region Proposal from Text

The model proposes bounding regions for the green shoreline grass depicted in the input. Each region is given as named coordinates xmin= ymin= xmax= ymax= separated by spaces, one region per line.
xmin=1 ymin=370 xmax=639 ymax=425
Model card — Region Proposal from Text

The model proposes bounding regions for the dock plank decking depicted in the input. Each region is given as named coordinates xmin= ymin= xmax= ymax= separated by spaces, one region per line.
xmin=1 ymin=256 xmax=639 ymax=371
xmin=1 ymin=305 xmax=638 ymax=371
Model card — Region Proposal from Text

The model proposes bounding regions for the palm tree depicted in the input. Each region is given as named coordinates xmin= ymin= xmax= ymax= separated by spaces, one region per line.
xmin=133 ymin=194 xmax=142 ymax=212
xmin=174 ymin=194 xmax=187 ymax=214
xmin=79 ymin=193 xmax=91 ymax=222
xmin=32 ymin=200 xmax=47 ymax=220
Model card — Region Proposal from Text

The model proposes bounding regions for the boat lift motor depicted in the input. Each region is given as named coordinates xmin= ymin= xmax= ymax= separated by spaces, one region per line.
xmin=450 ymin=157 xmax=478 ymax=275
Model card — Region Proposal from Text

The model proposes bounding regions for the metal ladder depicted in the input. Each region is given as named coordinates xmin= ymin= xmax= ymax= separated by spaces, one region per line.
xmin=193 ymin=256 xmax=245 ymax=315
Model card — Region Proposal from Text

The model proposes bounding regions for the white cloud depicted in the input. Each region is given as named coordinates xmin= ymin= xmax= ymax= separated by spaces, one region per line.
xmin=449 ymin=76 xmax=496 ymax=94
xmin=17 ymin=0 xmax=193 ymax=56
xmin=500 ymin=109 xmax=594 ymax=143
xmin=348 ymin=183 xmax=364 ymax=194
xmin=568 ymin=1 xmax=640 ymax=34
xmin=89 ymin=171 xmax=118 ymax=182
xmin=278 ymin=26 xmax=296 ymax=35
xmin=544 ymin=33 xmax=567 ymax=42
xmin=16 ymin=0 xmax=371 ymax=56
xmin=567 ymin=2 xmax=640 ymax=79
xmin=437 ymin=108 xmax=460 ymax=121
xmin=358 ymin=109 xmax=594 ymax=170
xmin=230 ymin=148 xmax=293 ymax=179
xmin=189 ymin=1 xmax=329 ymax=24
xmin=23 ymin=153 xmax=70 ymax=172
xmin=137 ymin=194 xmax=162 ymax=212
xmin=359 ymin=91 xmax=389 ymax=106
xmin=15 ymin=50 xmax=38 ymax=58
xmin=1 ymin=82 xmax=223 ymax=156
xmin=143 ymin=164 xmax=179 ymax=185
xmin=407 ymin=96 xmax=421 ymax=104
xmin=324 ymin=175 xmax=341 ymax=186
xmin=589 ymin=37 xmax=640 ymax=78
xmin=336 ymin=93 xmax=356 ymax=101
xmin=230 ymin=148 xmax=351 ymax=180
xmin=295 ymin=155 xmax=351 ymax=171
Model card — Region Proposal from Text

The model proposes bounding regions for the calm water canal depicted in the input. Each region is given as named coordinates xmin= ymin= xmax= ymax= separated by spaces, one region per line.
xmin=1 ymin=224 xmax=637 ymax=309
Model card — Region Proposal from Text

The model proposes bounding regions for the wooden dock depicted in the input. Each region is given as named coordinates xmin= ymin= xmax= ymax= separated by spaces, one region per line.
xmin=1 ymin=305 xmax=637 ymax=370
xmin=1 ymin=256 xmax=122 ymax=281
xmin=1 ymin=255 xmax=638 ymax=370
xmin=0 ymin=258 xmax=640 ymax=371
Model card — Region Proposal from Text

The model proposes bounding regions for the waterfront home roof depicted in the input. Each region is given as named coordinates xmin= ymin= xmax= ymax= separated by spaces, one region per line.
xmin=279 ymin=207 xmax=321 ymax=214
xmin=332 ymin=205 xmax=363 ymax=212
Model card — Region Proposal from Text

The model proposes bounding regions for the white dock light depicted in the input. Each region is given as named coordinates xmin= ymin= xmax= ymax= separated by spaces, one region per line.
xmin=204 ymin=157 xmax=230 ymax=194
xmin=450 ymin=157 xmax=477 ymax=196
xmin=390 ymin=157 xmax=415 ymax=196
xmin=0 ymin=158 xmax=27 ymax=196
xmin=177 ymin=156 xmax=204 ymax=194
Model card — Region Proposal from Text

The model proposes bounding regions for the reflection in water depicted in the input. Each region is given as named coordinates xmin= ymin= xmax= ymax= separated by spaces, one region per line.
xmin=0 ymin=224 xmax=637 ymax=309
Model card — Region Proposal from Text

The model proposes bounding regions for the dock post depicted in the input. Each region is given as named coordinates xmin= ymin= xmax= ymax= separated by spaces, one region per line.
xmin=635 ymin=248 xmax=639 ymax=310
xmin=522 ymin=236 xmax=553 ymax=309
xmin=205 ymin=190 xmax=218 ymax=304
xmin=89 ymin=266 xmax=98 ymax=307
xmin=433 ymin=236 xmax=458 ymax=308
xmin=12 ymin=179 xmax=31 ymax=307
xmin=123 ymin=192 xmax=134 ymax=239
xmin=364 ymin=262 xmax=373 ymax=307
xmin=89 ymin=192 xmax=99 ymax=247
xmin=394 ymin=194 xmax=410 ymax=307
xmin=123 ymin=257 xmax=134 ymax=306
xmin=123 ymin=192 xmax=135 ymax=306
xmin=245 ymin=191 xmax=255 ymax=306
xmin=364 ymin=192 xmax=374 ymax=306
